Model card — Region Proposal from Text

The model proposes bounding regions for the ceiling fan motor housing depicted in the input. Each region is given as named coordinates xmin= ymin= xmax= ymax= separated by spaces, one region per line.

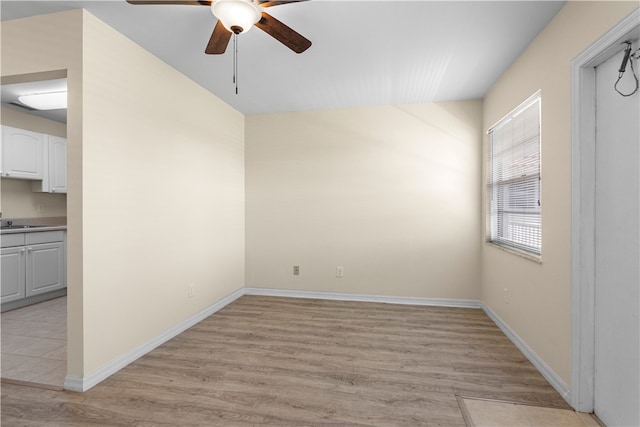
xmin=211 ymin=0 xmax=261 ymax=34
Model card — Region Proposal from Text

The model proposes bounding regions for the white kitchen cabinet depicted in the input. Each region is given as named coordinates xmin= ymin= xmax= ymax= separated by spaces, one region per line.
xmin=1 ymin=246 xmax=26 ymax=303
xmin=48 ymin=136 xmax=67 ymax=193
xmin=32 ymin=135 xmax=67 ymax=194
xmin=1 ymin=125 xmax=44 ymax=180
xmin=0 ymin=231 xmax=66 ymax=305
xmin=26 ymin=241 xmax=65 ymax=297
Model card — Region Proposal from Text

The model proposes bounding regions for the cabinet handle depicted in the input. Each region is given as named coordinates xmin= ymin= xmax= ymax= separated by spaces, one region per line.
xmin=5 ymin=172 xmax=9 ymax=177
xmin=27 ymin=247 xmax=33 ymax=252
xmin=20 ymin=248 xmax=25 ymax=254
xmin=51 ymin=189 xmax=56 ymax=193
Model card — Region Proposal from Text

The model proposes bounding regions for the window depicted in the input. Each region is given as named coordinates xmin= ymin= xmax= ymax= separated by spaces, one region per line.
xmin=487 ymin=92 xmax=541 ymax=255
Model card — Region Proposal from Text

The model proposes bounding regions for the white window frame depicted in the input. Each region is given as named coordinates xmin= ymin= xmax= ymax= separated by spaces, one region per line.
xmin=487 ymin=91 xmax=542 ymax=257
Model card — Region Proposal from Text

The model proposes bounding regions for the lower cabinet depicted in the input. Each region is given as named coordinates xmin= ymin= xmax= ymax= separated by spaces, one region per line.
xmin=0 ymin=231 xmax=66 ymax=305
xmin=26 ymin=241 xmax=65 ymax=297
xmin=0 ymin=246 xmax=26 ymax=303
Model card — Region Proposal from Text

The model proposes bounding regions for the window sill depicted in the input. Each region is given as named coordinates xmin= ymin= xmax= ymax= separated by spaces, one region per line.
xmin=485 ymin=242 xmax=542 ymax=264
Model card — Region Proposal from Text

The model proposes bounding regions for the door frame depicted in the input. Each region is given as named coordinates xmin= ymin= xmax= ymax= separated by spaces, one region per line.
xmin=570 ymin=8 xmax=639 ymax=413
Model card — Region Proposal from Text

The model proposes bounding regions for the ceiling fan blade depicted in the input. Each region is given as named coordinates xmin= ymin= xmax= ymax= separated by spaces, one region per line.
xmin=205 ymin=20 xmax=232 ymax=54
xmin=255 ymin=11 xmax=311 ymax=54
xmin=259 ymin=0 xmax=308 ymax=8
xmin=126 ymin=0 xmax=211 ymax=5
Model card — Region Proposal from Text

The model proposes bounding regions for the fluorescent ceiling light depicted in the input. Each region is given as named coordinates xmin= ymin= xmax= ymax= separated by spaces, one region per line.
xmin=18 ymin=91 xmax=67 ymax=110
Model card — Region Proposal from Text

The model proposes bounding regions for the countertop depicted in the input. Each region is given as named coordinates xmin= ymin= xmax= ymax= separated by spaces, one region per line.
xmin=0 ymin=225 xmax=67 ymax=234
xmin=0 ymin=217 xmax=67 ymax=235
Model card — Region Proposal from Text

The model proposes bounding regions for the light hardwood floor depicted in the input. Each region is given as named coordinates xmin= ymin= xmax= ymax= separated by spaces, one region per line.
xmin=1 ymin=295 xmax=569 ymax=426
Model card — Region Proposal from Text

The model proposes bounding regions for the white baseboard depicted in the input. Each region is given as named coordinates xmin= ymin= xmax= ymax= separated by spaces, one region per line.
xmin=64 ymin=288 xmax=245 ymax=392
xmin=481 ymin=303 xmax=571 ymax=404
xmin=244 ymin=287 xmax=483 ymax=309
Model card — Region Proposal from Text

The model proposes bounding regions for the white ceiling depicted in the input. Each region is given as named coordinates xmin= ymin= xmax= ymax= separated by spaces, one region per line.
xmin=0 ymin=1 xmax=565 ymax=115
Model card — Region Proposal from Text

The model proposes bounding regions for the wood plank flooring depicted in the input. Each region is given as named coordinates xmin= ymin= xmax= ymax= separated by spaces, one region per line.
xmin=1 ymin=295 xmax=569 ymax=426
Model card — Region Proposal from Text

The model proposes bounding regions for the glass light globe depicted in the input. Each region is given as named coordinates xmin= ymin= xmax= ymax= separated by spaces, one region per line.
xmin=212 ymin=0 xmax=261 ymax=34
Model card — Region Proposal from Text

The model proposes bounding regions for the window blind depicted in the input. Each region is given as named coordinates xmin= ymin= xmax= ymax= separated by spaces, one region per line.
xmin=488 ymin=94 xmax=541 ymax=255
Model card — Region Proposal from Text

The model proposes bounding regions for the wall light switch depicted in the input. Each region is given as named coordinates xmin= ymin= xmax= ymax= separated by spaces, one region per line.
xmin=37 ymin=203 xmax=45 ymax=213
xmin=336 ymin=266 xmax=344 ymax=278
xmin=293 ymin=266 xmax=300 ymax=276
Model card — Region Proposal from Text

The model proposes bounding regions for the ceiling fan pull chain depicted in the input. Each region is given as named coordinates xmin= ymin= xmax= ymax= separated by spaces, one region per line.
xmin=233 ymin=33 xmax=239 ymax=94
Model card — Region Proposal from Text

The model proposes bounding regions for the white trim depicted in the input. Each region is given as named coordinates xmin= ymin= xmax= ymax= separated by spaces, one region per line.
xmin=570 ymin=8 xmax=640 ymax=413
xmin=485 ymin=242 xmax=543 ymax=264
xmin=63 ymin=375 xmax=83 ymax=392
xmin=244 ymin=287 xmax=482 ymax=309
xmin=64 ymin=288 xmax=245 ymax=392
xmin=481 ymin=304 xmax=570 ymax=403
xmin=487 ymin=89 xmax=542 ymax=134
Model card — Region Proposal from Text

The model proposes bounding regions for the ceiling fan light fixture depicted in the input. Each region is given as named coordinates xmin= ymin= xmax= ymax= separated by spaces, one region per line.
xmin=17 ymin=91 xmax=67 ymax=110
xmin=212 ymin=0 xmax=261 ymax=34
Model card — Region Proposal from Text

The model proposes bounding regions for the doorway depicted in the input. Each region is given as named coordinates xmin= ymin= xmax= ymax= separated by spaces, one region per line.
xmin=571 ymin=9 xmax=639 ymax=425
xmin=0 ymin=73 xmax=68 ymax=389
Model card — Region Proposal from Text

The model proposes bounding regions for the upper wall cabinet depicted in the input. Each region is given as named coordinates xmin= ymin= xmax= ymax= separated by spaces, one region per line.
xmin=32 ymin=135 xmax=67 ymax=194
xmin=47 ymin=136 xmax=67 ymax=194
xmin=0 ymin=125 xmax=67 ymax=194
xmin=1 ymin=125 xmax=44 ymax=180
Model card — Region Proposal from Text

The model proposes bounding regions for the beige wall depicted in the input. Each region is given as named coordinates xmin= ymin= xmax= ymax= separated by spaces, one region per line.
xmin=0 ymin=179 xmax=67 ymax=218
xmin=246 ymin=101 xmax=482 ymax=299
xmin=0 ymin=106 xmax=66 ymax=137
xmin=2 ymin=10 xmax=245 ymax=381
xmin=81 ymin=11 xmax=244 ymax=375
xmin=1 ymin=9 xmax=85 ymax=377
xmin=1 ymin=106 xmax=67 ymax=218
xmin=481 ymin=1 xmax=638 ymax=386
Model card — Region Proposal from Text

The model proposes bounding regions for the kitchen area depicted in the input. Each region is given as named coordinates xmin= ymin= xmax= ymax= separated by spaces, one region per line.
xmin=1 ymin=76 xmax=68 ymax=388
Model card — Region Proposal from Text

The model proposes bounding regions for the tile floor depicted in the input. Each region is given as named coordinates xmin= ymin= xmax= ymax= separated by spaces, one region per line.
xmin=461 ymin=398 xmax=602 ymax=427
xmin=1 ymin=296 xmax=66 ymax=389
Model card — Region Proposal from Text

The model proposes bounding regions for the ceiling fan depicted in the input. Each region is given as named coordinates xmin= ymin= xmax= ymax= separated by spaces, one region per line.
xmin=126 ymin=0 xmax=311 ymax=55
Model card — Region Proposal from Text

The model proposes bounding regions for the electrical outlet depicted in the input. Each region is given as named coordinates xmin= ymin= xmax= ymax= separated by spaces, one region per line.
xmin=37 ymin=203 xmax=45 ymax=213
xmin=188 ymin=284 xmax=195 ymax=298
xmin=336 ymin=266 xmax=344 ymax=278
xmin=293 ymin=266 xmax=300 ymax=276
xmin=503 ymin=288 xmax=509 ymax=304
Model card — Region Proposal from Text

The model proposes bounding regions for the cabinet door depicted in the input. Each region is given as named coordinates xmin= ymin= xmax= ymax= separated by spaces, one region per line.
xmin=1 ymin=126 xmax=44 ymax=180
xmin=48 ymin=136 xmax=67 ymax=193
xmin=1 ymin=246 xmax=26 ymax=304
xmin=26 ymin=242 xmax=64 ymax=297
